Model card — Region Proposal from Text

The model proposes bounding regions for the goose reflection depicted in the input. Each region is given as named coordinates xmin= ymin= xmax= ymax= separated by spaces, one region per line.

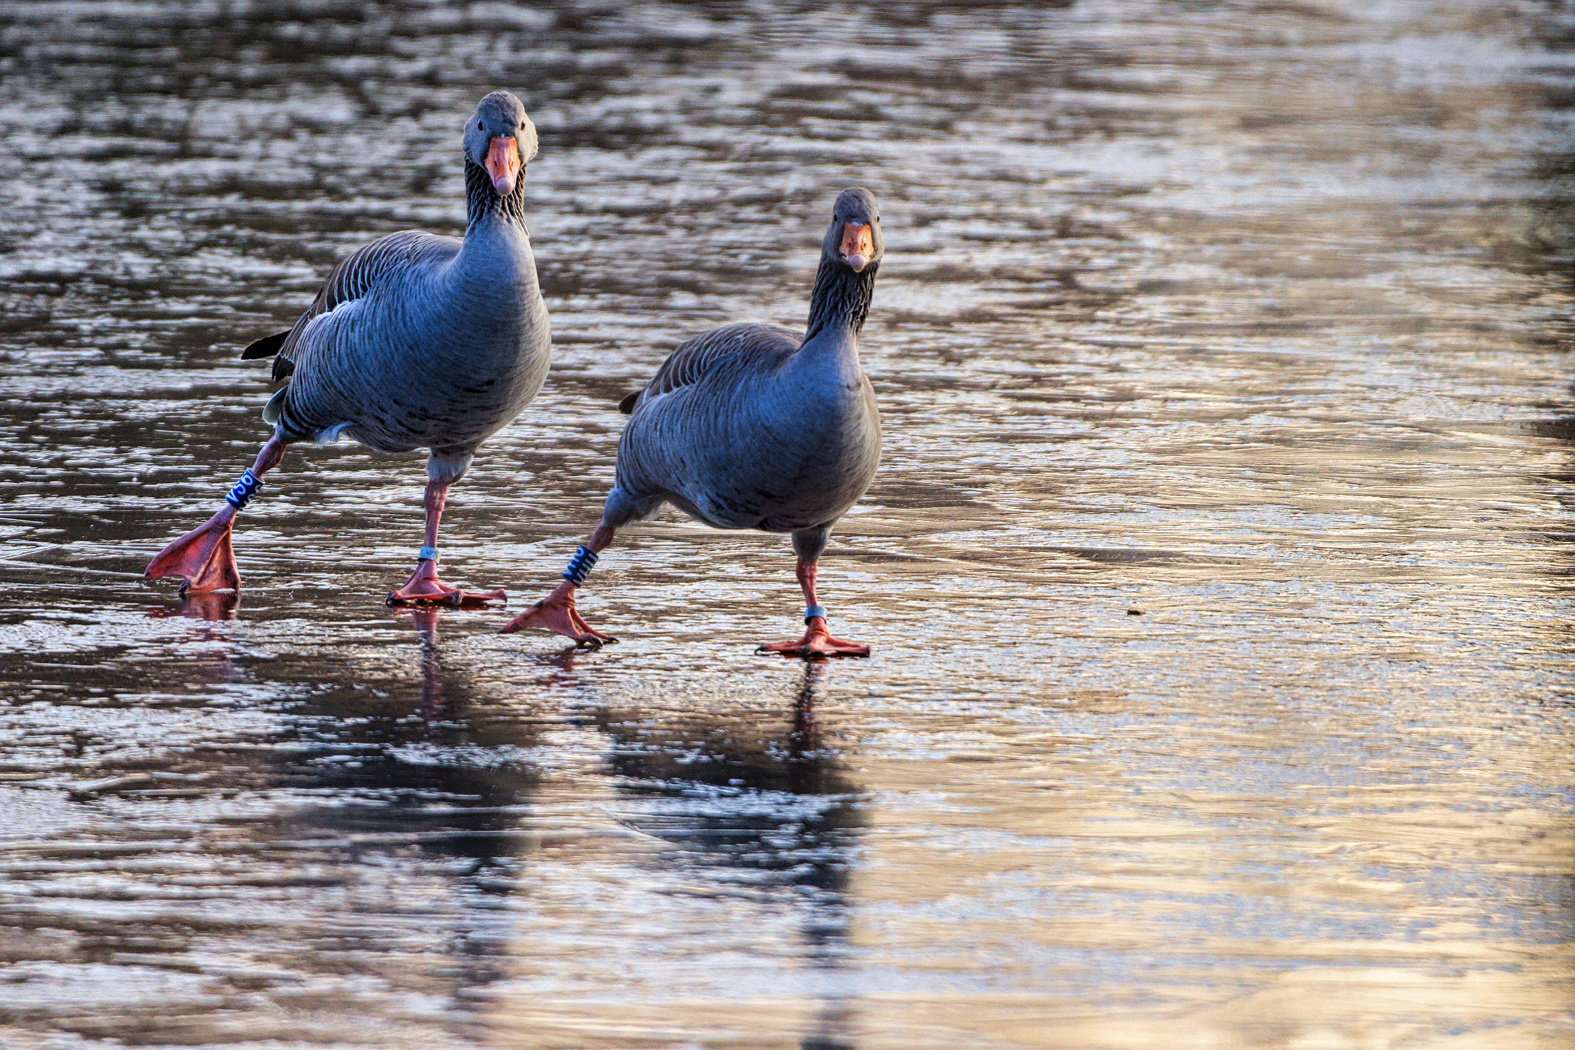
xmin=1520 ymin=109 xmax=1575 ymax=573
xmin=259 ymin=606 xmax=550 ymax=1003
xmin=589 ymin=662 xmax=865 ymax=1043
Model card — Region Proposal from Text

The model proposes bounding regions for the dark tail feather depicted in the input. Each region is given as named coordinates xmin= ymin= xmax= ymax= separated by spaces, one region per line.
xmin=617 ymin=391 xmax=640 ymax=414
xmin=241 ymin=330 xmax=290 ymax=360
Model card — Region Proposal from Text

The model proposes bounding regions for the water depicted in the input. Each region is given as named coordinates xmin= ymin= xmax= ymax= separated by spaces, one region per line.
xmin=0 ymin=1 xmax=1572 ymax=1047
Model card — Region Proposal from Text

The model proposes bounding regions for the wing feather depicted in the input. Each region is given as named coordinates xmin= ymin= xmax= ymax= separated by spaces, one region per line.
xmin=623 ymin=322 xmax=799 ymax=414
xmin=250 ymin=230 xmax=458 ymax=383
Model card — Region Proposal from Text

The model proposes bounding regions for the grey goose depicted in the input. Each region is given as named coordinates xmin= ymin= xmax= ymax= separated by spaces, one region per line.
xmin=146 ymin=91 xmax=550 ymax=606
xmin=503 ymin=188 xmax=884 ymax=657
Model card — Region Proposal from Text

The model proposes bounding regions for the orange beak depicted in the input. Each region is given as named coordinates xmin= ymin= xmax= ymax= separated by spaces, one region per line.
xmin=840 ymin=222 xmax=874 ymax=272
xmin=486 ymin=136 xmax=521 ymax=196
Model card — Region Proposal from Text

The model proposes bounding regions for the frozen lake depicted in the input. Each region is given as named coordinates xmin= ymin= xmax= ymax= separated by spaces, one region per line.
xmin=0 ymin=1 xmax=1572 ymax=1047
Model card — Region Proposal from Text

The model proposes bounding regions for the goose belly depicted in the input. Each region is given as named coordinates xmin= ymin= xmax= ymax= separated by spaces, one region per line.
xmin=359 ymin=340 xmax=549 ymax=453
xmin=622 ymin=379 xmax=880 ymax=532
xmin=702 ymin=456 xmax=877 ymax=532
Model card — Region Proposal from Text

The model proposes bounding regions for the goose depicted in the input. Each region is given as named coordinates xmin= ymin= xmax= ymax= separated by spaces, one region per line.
xmin=502 ymin=187 xmax=884 ymax=656
xmin=146 ymin=91 xmax=551 ymax=606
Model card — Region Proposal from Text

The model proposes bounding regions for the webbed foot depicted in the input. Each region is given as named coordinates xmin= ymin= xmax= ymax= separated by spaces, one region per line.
xmin=146 ymin=511 xmax=240 ymax=595
xmin=499 ymin=583 xmax=617 ymax=648
xmin=756 ymin=617 xmax=870 ymax=658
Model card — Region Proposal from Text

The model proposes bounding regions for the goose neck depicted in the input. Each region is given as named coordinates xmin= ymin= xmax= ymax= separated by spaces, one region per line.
xmin=463 ymin=158 xmax=530 ymax=234
xmin=804 ymin=255 xmax=876 ymax=344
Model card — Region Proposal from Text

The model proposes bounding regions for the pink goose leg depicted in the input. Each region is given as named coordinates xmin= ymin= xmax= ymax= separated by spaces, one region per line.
xmin=146 ymin=436 xmax=287 ymax=594
xmin=386 ymin=480 xmax=507 ymax=607
xmin=757 ymin=559 xmax=869 ymax=658
xmin=499 ymin=523 xmax=619 ymax=647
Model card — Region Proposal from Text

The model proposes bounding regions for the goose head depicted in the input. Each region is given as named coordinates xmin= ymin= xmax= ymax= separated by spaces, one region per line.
xmin=464 ymin=91 xmax=538 ymax=197
xmin=823 ymin=187 xmax=883 ymax=274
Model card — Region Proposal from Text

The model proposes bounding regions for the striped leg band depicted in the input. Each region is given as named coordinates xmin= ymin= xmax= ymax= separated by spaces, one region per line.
xmin=804 ymin=604 xmax=827 ymax=624
xmin=418 ymin=546 xmax=439 ymax=563
xmin=562 ymin=545 xmax=598 ymax=586
xmin=224 ymin=469 xmax=263 ymax=511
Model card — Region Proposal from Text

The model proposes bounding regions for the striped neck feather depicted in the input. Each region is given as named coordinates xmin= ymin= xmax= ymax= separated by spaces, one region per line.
xmin=464 ymin=158 xmax=529 ymax=231
xmin=805 ymin=255 xmax=877 ymax=343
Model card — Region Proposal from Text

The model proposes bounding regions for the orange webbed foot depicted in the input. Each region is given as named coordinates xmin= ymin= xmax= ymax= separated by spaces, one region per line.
xmin=145 ymin=511 xmax=240 ymax=595
xmin=385 ymin=560 xmax=505 ymax=608
xmin=499 ymin=582 xmax=617 ymax=648
xmin=757 ymin=617 xmax=870 ymax=659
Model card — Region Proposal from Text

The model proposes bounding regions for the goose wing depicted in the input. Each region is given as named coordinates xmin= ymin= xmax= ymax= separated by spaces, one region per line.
xmin=618 ymin=322 xmax=800 ymax=414
xmin=241 ymin=230 xmax=459 ymax=382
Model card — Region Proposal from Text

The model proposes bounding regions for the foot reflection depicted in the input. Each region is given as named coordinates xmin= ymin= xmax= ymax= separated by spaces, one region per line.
xmin=146 ymin=589 xmax=239 ymax=621
xmin=407 ymin=605 xmax=447 ymax=722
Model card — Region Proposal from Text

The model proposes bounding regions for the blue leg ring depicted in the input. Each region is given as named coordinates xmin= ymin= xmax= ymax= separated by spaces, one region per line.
xmin=225 ymin=469 xmax=263 ymax=511
xmin=563 ymin=545 xmax=599 ymax=586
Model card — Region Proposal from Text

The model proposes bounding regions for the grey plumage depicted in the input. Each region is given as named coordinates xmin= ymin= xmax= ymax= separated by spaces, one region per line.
xmin=605 ymin=189 xmax=884 ymax=542
xmin=256 ymin=92 xmax=550 ymax=485
xmin=498 ymin=187 xmax=885 ymax=652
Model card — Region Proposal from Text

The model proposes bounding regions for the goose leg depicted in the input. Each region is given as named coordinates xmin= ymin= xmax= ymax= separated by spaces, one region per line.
xmin=758 ymin=529 xmax=869 ymax=658
xmin=386 ymin=480 xmax=508 ymax=607
xmin=499 ymin=524 xmax=619 ymax=647
xmin=146 ymin=436 xmax=287 ymax=594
